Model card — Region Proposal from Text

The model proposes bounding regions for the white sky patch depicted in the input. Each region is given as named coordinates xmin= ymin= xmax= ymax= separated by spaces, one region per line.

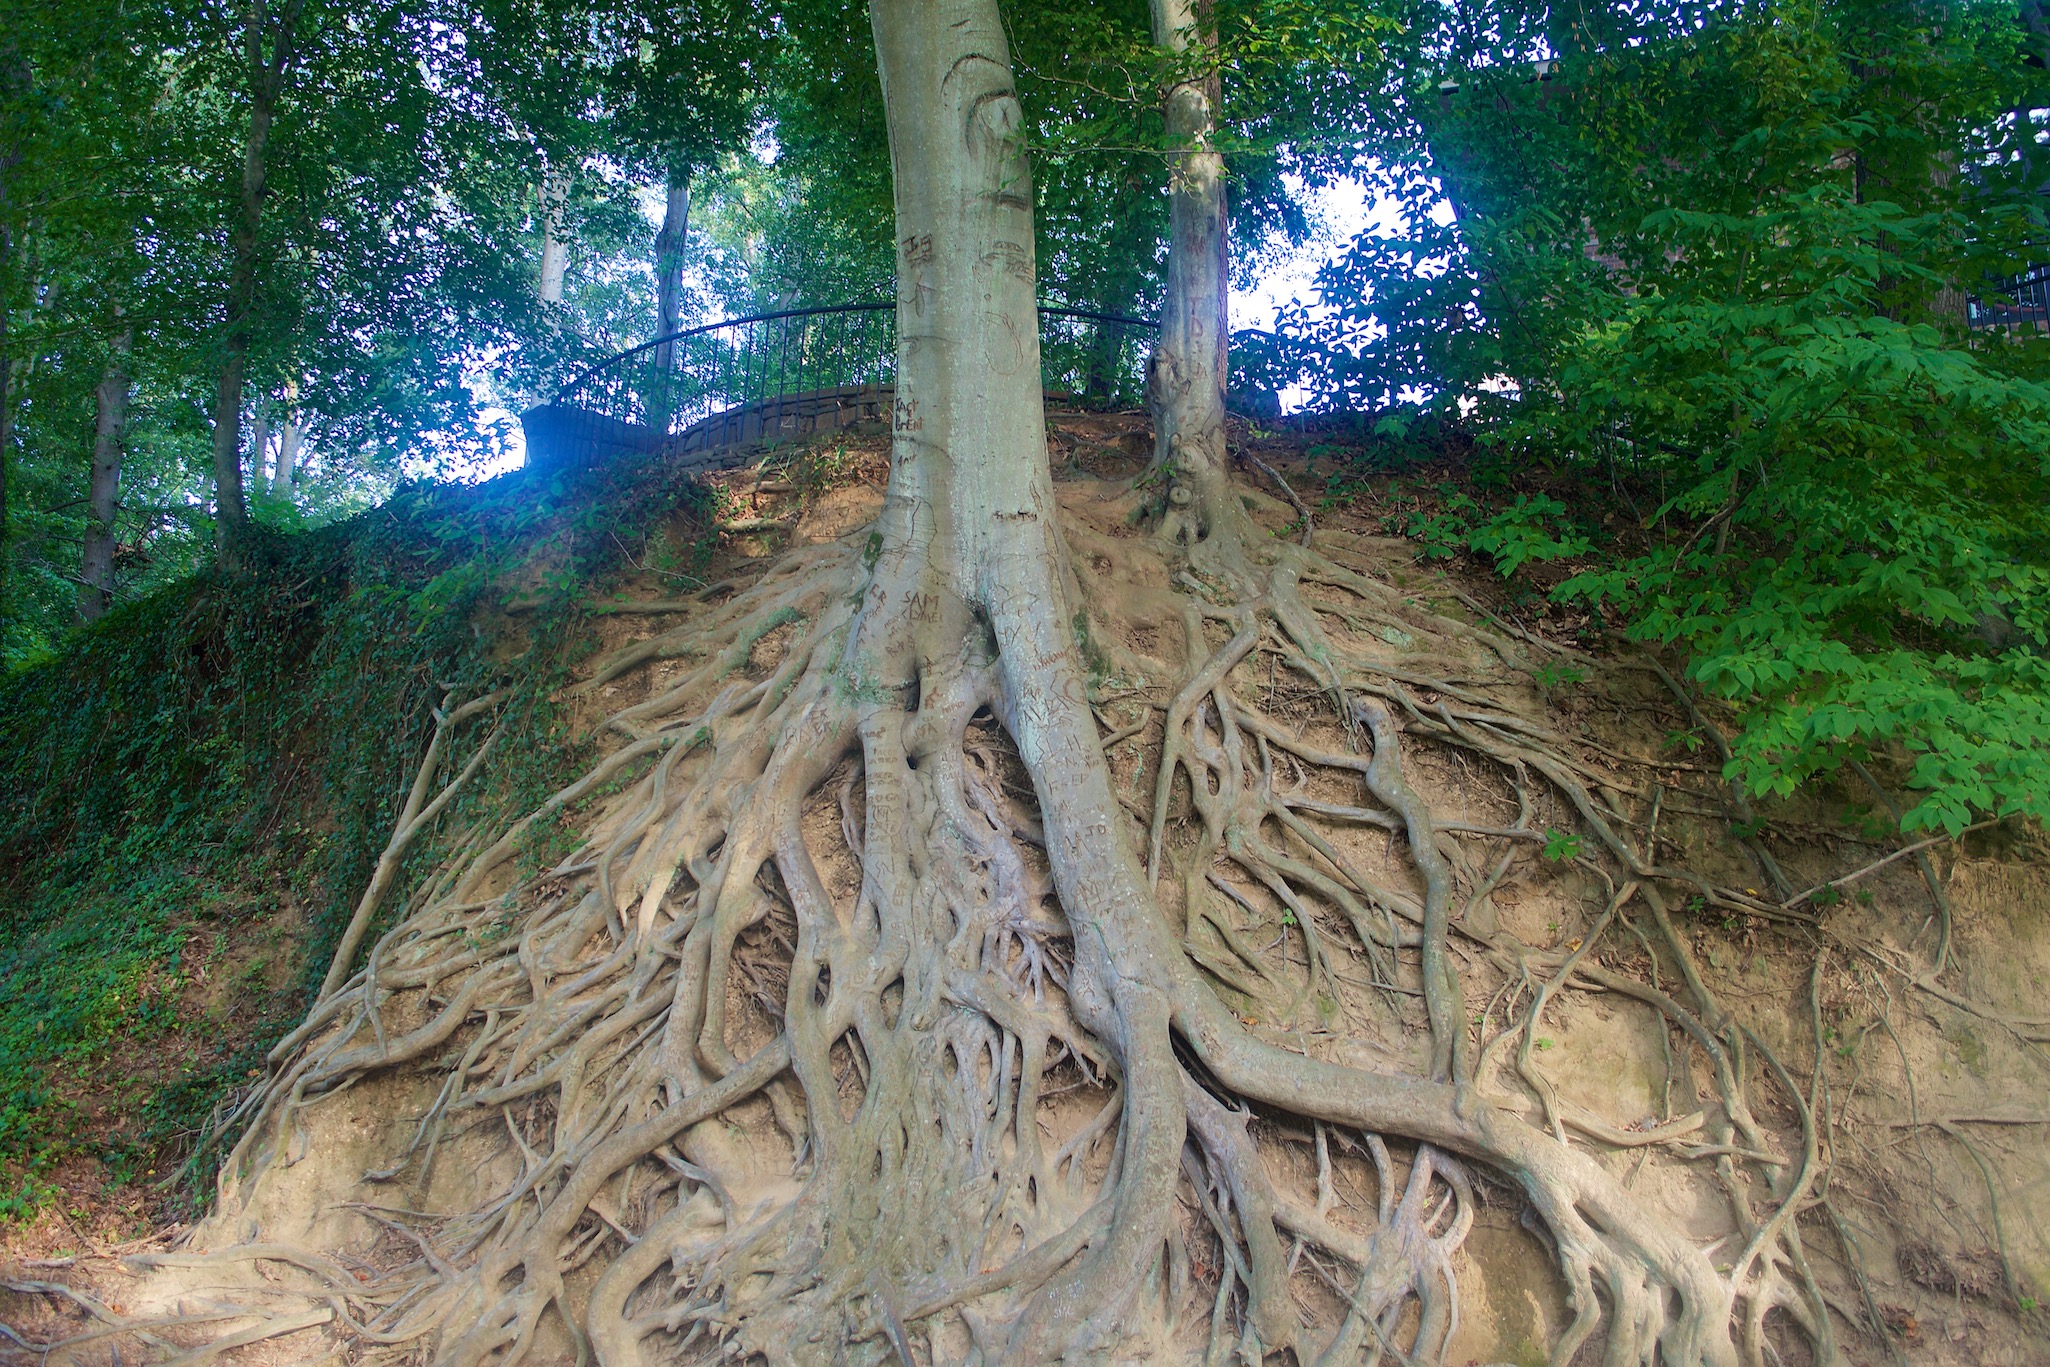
xmin=1230 ymin=175 xmax=1378 ymax=332
xmin=1231 ymin=171 xmax=1454 ymax=330
xmin=1229 ymin=172 xmax=1456 ymax=411
xmin=399 ymin=343 xmax=529 ymax=483
xmin=454 ymin=403 xmax=525 ymax=479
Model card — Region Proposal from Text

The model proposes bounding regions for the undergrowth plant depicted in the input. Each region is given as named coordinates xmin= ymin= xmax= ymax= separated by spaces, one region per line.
xmin=0 ymin=452 xmax=722 ymax=1217
xmin=1303 ymin=0 xmax=2050 ymax=834
xmin=1382 ymin=485 xmax=1595 ymax=578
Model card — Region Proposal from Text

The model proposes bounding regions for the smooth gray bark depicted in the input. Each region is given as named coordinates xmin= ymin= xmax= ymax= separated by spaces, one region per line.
xmin=869 ymin=2 xmax=1189 ymax=1354
xmin=538 ymin=165 xmax=570 ymax=304
xmin=273 ymin=410 xmax=302 ymax=498
xmin=1147 ymin=0 xmax=1232 ymax=522
xmin=248 ymin=400 xmax=271 ymax=493
xmin=262 ymin=374 xmax=301 ymax=498
xmin=653 ymin=170 xmax=689 ymax=340
xmin=648 ymin=169 xmax=690 ymax=426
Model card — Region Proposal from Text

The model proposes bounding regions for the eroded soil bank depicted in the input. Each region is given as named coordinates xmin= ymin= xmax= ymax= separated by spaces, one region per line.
xmin=3 ymin=411 xmax=2045 ymax=1366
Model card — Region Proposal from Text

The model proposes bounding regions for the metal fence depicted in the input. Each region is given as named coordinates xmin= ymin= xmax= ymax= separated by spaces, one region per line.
xmin=1036 ymin=307 xmax=1158 ymax=407
xmin=1968 ymin=264 xmax=2050 ymax=330
xmin=539 ymin=303 xmax=1157 ymax=469
xmin=557 ymin=304 xmax=898 ymax=438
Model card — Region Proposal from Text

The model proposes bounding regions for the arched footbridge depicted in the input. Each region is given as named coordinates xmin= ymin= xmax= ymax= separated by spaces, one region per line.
xmin=520 ymin=303 xmax=1158 ymax=473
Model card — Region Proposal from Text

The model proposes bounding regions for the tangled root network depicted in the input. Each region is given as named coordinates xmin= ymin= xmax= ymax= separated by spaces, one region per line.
xmin=185 ymin=460 xmax=1844 ymax=1367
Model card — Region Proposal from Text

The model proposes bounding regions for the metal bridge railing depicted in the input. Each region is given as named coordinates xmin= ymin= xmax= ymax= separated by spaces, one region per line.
xmin=539 ymin=303 xmax=1157 ymax=468
xmin=1034 ymin=306 xmax=1159 ymax=407
xmin=1968 ymin=263 xmax=2050 ymax=331
xmin=558 ymin=304 xmax=898 ymax=438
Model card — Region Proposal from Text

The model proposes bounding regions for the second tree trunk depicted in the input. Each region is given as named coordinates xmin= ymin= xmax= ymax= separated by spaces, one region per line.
xmin=79 ymin=329 xmax=131 ymax=622
xmin=1147 ymin=0 xmax=1231 ymax=522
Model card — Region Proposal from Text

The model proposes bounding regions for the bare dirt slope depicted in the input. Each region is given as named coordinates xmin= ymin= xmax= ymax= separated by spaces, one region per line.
xmin=4 ymin=411 xmax=2045 ymax=1366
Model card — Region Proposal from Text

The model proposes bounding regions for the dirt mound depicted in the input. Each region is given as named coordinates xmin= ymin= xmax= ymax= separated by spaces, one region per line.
xmin=5 ymin=414 xmax=2045 ymax=1366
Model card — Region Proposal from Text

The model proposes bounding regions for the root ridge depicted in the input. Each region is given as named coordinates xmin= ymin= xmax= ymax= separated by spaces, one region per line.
xmin=173 ymin=464 xmax=1839 ymax=1367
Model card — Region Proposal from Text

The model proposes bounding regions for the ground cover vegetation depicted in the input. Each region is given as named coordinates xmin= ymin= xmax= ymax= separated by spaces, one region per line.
xmin=0 ymin=452 xmax=732 ymax=1222
xmin=0 ymin=0 xmax=2046 ymax=1364
xmin=1275 ymin=0 xmax=2050 ymax=837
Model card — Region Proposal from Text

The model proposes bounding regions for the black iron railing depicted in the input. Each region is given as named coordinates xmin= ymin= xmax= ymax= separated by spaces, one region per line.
xmin=557 ymin=304 xmax=897 ymax=437
xmin=1036 ymin=306 xmax=1160 ymax=406
xmin=553 ymin=302 xmax=1157 ymax=446
xmin=1968 ymin=263 xmax=2050 ymax=330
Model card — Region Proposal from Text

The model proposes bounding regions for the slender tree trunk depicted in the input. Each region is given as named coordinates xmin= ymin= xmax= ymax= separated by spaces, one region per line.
xmin=1146 ymin=0 xmax=1232 ymax=529
xmin=210 ymin=0 xmax=304 ymax=569
xmin=248 ymin=397 xmax=271 ymax=495
xmin=649 ymin=167 xmax=690 ymax=427
xmin=268 ymin=372 xmax=301 ymax=499
xmin=273 ymin=410 xmax=302 ymax=500
xmin=654 ymin=168 xmax=689 ymax=339
xmin=79 ymin=327 xmax=132 ymax=622
xmin=537 ymin=165 xmax=570 ymax=304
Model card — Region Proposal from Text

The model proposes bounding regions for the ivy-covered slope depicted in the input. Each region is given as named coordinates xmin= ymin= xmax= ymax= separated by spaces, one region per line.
xmin=0 ymin=452 xmax=720 ymax=1225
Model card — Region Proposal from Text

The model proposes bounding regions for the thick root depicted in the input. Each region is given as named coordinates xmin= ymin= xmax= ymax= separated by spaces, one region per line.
xmin=169 ymin=456 xmax=1845 ymax=1367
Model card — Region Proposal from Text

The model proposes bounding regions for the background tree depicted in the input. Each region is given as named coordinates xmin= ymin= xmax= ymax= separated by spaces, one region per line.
xmin=77 ymin=325 xmax=131 ymax=621
xmin=141 ymin=4 xmax=1935 ymax=1365
xmin=0 ymin=0 xmax=176 ymax=651
xmin=206 ymin=0 xmax=304 ymax=565
xmin=604 ymin=0 xmax=769 ymax=340
xmin=0 ymin=0 xmax=599 ymax=653
xmin=1291 ymin=0 xmax=2050 ymax=834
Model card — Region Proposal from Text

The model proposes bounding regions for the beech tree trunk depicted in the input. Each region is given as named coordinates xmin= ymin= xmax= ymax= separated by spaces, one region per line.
xmin=273 ymin=409 xmax=302 ymax=499
xmin=210 ymin=0 xmax=303 ymax=568
xmin=869 ymin=5 xmax=1195 ymax=1355
xmin=1146 ymin=0 xmax=1232 ymax=524
xmin=248 ymin=399 xmax=271 ymax=494
xmin=79 ymin=327 xmax=131 ymax=622
xmin=537 ymin=165 xmax=570 ymax=304
xmin=648 ymin=169 xmax=690 ymax=427
xmin=654 ymin=169 xmax=689 ymax=340
xmin=262 ymin=373 xmax=301 ymax=498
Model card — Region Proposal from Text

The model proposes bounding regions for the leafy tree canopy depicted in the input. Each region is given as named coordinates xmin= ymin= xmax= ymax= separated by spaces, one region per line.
xmin=3 ymin=0 xmax=2046 ymax=834
xmin=1283 ymin=0 xmax=2050 ymax=832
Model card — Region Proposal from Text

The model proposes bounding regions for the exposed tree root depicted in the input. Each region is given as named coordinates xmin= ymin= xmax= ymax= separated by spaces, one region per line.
xmin=119 ymin=437 xmax=1902 ymax=1367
